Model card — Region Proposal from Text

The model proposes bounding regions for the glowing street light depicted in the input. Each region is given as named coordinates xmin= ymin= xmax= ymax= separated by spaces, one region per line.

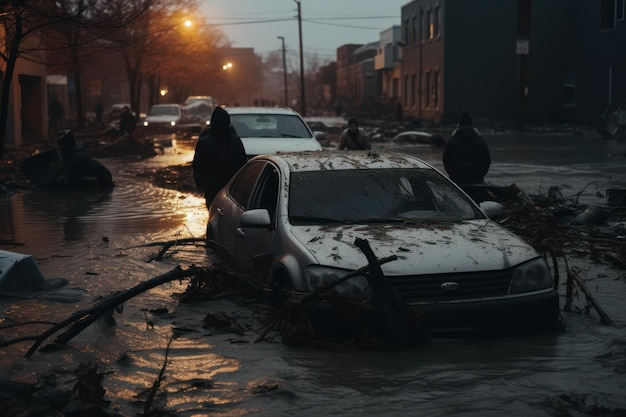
xmin=222 ymin=62 xmax=233 ymax=70
xmin=184 ymin=19 xmax=193 ymax=28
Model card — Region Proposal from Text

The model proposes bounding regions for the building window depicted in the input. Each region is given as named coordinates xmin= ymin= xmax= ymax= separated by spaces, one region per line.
xmin=433 ymin=70 xmax=439 ymax=108
xmin=412 ymin=15 xmax=417 ymax=44
xmin=404 ymin=75 xmax=409 ymax=107
xmin=411 ymin=74 xmax=416 ymax=106
xmin=424 ymin=72 xmax=431 ymax=108
xmin=427 ymin=9 xmax=433 ymax=39
xmin=422 ymin=9 xmax=428 ymax=40
xmin=404 ymin=18 xmax=410 ymax=44
xmin=392 ymin=77 xmax=399 ymax=98
xmin=601 ymin=0 xmax=616 ymax=30
xmin=618 ymin=0 xmax=625 ymax=20
xmin=434 ymin=6 xmax=440 ymax=37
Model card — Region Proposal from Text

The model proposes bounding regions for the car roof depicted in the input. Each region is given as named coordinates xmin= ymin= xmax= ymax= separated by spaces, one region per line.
xmin=225 ymin=107 xmax=302 ymax=116
xmin=256 ymin=150 xmax=434 ymax=172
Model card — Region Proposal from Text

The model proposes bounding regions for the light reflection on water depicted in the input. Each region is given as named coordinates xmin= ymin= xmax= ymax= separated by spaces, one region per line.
xmin=1 ymin=134 xmax=625 ymax=416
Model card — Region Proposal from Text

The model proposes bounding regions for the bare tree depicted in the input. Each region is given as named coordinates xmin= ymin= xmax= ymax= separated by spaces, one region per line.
xmin=0 ymin=0 xmax=79 ymax=158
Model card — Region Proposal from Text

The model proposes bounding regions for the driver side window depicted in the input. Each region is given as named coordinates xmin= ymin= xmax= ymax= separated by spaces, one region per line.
xmin=229 ymin=161 xmax=265 ymax=209
xmin=250 ymin=165 xmax=280 ymax=221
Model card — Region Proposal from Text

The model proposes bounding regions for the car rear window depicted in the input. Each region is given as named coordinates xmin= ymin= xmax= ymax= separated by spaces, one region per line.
xmin=230 ymin=114 xmax=312 ymax=138
xmin=288 ymin=168 xmax=483 ymax=223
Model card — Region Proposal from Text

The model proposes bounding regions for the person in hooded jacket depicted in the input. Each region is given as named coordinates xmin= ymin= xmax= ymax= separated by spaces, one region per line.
xmin=442 ymin=112 xmax=491 ymax=185
xmin=56 ymin=130 xmax=114 ymax=189
xmin=338 ymin=118 xmax=371 ymax=150
xmin=192 ymin=107 xmax=247 ymax=208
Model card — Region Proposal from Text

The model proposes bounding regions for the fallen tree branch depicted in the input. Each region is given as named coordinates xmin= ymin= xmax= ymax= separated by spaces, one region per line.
xmin=0 ymin=266 xmax=205 ymax=357
xmin=565 ymin=259 xmax=614 ymax=326
xmin=148 ymin=237 xmax=207 ymax=262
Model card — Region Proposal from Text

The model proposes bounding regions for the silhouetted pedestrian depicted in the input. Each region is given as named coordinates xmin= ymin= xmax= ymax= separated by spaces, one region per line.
xmin=442 ymin=112 xmax=491 ymax=185
xmin=192 ymin=107 xmax=247 ymax=209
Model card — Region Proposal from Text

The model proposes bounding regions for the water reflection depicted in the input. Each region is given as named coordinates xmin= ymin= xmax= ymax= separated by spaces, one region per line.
xmin=21 ymin=189 xmax=113 ymax=242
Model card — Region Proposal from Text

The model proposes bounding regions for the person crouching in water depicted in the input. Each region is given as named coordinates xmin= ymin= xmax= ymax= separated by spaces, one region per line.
xmin=56 ymin=130 xmax=114 ymax=189
xmin=338 ymin=118 xmax=371 ymax=150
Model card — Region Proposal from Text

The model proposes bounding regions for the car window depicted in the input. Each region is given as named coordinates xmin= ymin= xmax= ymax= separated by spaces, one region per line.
xmin=288 ymin=168 xmax=483 ymax=223
xmin=229 ymin=114 xmax=312 ymax=138
xmin=228 ymin=161 xmax=266 ymax=208
xmin=149 ymin=106 xmax=180 ymax=116
xmin=250 ymin=165 xmax=280 ymax=221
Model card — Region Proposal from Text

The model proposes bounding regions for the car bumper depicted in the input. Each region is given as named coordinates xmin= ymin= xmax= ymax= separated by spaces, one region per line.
xmin=304 ymin=289 xmax=561 ymax=338
xmin=410 ymin=289 xmax=561 ymax=333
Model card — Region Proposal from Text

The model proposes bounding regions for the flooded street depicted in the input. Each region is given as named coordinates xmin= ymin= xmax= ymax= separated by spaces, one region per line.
xmin=1 ymin=132 xmax=626 ymax=416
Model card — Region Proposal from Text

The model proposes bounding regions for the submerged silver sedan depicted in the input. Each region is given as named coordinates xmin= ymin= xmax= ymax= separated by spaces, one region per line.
xmin=207 ymin=150 xmax=560 ymax=332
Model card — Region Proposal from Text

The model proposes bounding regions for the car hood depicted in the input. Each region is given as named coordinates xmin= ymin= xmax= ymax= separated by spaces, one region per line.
xmin=290 ymin=220 xmax=539 ymax=275
xmin=242 ymin=138 xmax=321 ymax=156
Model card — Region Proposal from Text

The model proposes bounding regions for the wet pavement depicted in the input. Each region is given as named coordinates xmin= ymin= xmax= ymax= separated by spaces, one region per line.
xmin=1 ymin=133 xmax=625 ymax=416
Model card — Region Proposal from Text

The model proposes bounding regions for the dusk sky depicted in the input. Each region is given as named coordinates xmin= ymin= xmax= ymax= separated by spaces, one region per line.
xmin=199 ymin=0 xmax=408 ymax=62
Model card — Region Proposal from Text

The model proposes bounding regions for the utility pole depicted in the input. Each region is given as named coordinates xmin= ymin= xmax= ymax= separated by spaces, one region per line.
xmin=294 ymin=0 xmax=306 ymax=116
xmin=277 ymin=36 xmax=288 ymax=107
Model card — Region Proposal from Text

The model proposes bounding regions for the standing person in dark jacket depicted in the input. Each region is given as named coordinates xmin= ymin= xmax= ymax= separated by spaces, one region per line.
xmin=338 ymin=118 xmax=370 ymax=150
xmin=442 ymin=112 xmax=491 ymax=185
xmin=56 ymin=130 xmax=114 ymax=189
xmin=192 ymin=107 xmax=247 ymax=209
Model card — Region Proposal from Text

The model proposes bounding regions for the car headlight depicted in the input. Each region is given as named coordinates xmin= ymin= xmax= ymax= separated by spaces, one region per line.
xmin=509 ymin=257 xmax=552 ymax=294
xmin=170 ymin=121 xmax=176 ymax=126
xmin=305 ymin=266 xmax=371 ymax=298
xmin=143 ymin=121 xmax=149 ymax=126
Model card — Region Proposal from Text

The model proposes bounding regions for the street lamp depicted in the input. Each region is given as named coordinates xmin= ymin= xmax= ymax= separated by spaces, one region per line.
xmin=293 ymin=0 xmax=305 ymax=116
xmin=277 ymin=36 xmax=288 ymax=107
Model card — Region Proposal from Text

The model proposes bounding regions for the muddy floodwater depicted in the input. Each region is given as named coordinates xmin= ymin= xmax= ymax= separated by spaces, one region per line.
xmin=1 ymin=132 xmax=626 ymax=416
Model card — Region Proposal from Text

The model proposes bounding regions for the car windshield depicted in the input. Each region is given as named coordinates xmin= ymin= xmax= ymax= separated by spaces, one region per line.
xmin=230 ymin=114 xmax=312 ymax=138
xmin=149 ymin=106 xmax=180 ymax=116
xmin=288 ymin=168 xmax=483 ymax=223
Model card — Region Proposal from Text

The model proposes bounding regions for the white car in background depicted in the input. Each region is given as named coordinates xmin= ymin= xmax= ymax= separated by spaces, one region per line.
xmin=225 ymin=107 xmax=323 ymax=158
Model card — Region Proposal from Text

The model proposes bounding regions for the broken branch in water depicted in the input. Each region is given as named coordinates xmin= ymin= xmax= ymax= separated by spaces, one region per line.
xmin=0 ymin=266 xmax=206 ymax=357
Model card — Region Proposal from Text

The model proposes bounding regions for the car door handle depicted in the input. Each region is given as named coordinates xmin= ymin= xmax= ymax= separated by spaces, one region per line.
xmin=236 ymin=227 xmax=245 ymax=238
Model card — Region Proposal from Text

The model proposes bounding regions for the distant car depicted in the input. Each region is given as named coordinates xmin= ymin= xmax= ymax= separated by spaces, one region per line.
xmin=208 ymin=150 xmax=561 ymax=333
xmin=182 ymin=101 xmax=213 ymax=126
xmin=392 ymin=131 xmax=446 ymax=147
xmin=225 ymin=107 xmax=322 ymax=158
xmin=183 ymin=96 xmax=216 ymax=114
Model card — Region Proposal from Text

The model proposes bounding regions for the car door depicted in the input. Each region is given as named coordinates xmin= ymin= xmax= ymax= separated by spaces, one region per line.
xmin=233 ymin=163 xmax=281 ymax=284
xmin=211 ymin=160 xmax=266 ymax=259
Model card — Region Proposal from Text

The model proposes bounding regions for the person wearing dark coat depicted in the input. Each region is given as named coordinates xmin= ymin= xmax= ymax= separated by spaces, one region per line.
xmin=56 ymin=130 xmax=114 ymax=189
xmin=442 ymin=112 xmax=491 ymax=185
xmin=338 ymin=118 xmax=370 ymax=150
xmin=192 ymin=107 xmax=247 ymax=208
xmin=119 ymin=106 xmax=137 ymax=135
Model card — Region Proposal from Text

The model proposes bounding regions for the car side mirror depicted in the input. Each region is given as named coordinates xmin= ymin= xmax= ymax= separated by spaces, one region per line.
xmin=241 ymin=209 xmax=271 ymax=228
xmin=479 ymin=201 xmax=505 ymax=220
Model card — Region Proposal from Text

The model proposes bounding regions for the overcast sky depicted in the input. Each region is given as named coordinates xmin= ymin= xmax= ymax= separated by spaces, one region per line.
xmin=199 ymin=0 xmax=407 ymax=63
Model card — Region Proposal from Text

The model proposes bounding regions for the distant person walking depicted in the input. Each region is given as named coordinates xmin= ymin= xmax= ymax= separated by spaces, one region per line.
xmin=48 ymin=96 xmax=64 ymax=138
xmin=338 ymin=118 xmax=371 ymax=150
xmin=442 ymin=112 xmax=491 ymax=185
xmin=192 ymin=107 xmax=247 ymax=209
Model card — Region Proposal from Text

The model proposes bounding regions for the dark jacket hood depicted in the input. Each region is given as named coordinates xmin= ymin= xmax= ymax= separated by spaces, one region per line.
xmin=211 ymin=107 xmax=230 ymax=136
